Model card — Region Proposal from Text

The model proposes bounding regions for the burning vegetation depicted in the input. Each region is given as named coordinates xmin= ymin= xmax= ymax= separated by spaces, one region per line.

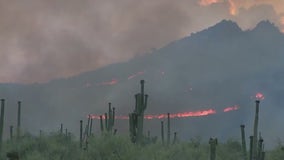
xmin=0 ymin=80 xmax=283 ymax=160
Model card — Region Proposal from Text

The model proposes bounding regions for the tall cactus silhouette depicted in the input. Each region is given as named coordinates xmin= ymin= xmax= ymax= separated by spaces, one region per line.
xmin=167 ymin=113 xmax=170 ymax=145
xmin=80 ymin=120 xmax=83 ymax=149
xmin=129 ymin=80 xmax=148 ymax=143
xmin=240 ymin=124 xmax=247 ymax=160
xmin=97 ymin=103 xmax=116 ymax=135
xmin=252 ymin=100 xmax=260 ymax=160
xmin=17 ymin=101 xmax=21 ymax=139
xmin=10 ymin=125 xmax=13 ymax=140
xmin=161 ymin=121 xmax=164 ymax=145
xmin=0 ymin=99 xmax=5 ymax=151
xmin=249 ymin=136 xmax=253 ymax=160
xmin=107 ymin=102 xmax=115 ymax=132
xmin=209 ymin=137 xmax=218 ymax=160
xmin=100 ymin=115 xmax=104 ymax=133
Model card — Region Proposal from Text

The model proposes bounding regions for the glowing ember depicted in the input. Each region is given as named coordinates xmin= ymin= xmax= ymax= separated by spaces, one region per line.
xmin=128 ymin=71 xmax=144 ymax=80
xmin=255 ymin=92 xmax=264 ymax=100
xmin=223 ymin=105 xmax=239 ymax=112
xmin=96 ymin=79 xmax=118 ymax=86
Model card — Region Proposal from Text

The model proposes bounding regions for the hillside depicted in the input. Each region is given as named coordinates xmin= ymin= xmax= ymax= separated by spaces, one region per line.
xmin=1 ymin=20 xmax=284 ymax=148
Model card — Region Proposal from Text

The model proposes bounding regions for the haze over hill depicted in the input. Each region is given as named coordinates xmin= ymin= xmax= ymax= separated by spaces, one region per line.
xmin=1 ymin=0 xmax=284 ymax=83
xmin=1 ymin=20 xmax=284 ymax=148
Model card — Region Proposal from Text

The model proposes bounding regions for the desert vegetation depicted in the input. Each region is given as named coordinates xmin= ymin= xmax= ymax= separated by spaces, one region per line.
xmin=1 ymin=80 xmax=284 ymax=160
xmin=1 ymin=132 xmax=284 ymax=160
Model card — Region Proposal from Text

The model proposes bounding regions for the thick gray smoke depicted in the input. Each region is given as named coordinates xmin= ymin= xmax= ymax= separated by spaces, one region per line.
xmin=0 ymin=0 xmax=283 ymax=83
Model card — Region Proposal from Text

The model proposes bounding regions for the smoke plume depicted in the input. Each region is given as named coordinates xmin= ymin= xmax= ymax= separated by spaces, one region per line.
xmin=0 ymin=0 xmax=283 ymax=83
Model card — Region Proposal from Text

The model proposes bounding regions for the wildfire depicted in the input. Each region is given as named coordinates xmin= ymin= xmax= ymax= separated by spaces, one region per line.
xmin=223 ymin=105 xmax=239 ymax=112
xmin=89 ymin=108 xmax=217 ymax=120
xmin=228 ymin=0 xmax=237 ymax=15
xmin=255 ymin=92 xmax=265 ymax=100
xmin=128 ymin=71 xmax=145 ymax=80
xmin=89 ymin=115 xmax=129 ymax=120
xmin=199 ymin=0 xmax=221 ymax=6
xmin=145 ymin=109 xmax=216 ymax=119
xmin=96 ymin=79 xmax=118 ymax=86
xmin=199 ymin=0 xmax=238 ymax=15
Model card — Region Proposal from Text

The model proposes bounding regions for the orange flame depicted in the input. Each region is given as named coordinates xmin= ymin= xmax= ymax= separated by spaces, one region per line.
xmin=96 ymin=79 xmax=118 ymax=86
xmin=223 ymin=105 xmax=239 ymax=112
xmin=199 ymin=0 xmax=238 ymax=16
xmin=89 ymin=108 xmax=217 ymax=120
xmin=228 ymin=0 xmax=237 ymax=15
xmin=144 ymin=109 xmax=216 ymax=119
xmin=199 ymin=0 xmax=221 ymax=6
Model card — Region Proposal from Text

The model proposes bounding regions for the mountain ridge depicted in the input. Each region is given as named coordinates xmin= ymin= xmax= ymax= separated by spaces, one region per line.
xmin=1 ymin=20 xmax=284 ymax=148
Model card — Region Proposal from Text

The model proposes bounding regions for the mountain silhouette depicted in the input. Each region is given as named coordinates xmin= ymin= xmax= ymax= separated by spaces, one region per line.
xmin=1 ymin=20 xmax=284 ymax=148
xmin=253 ymin=20 xmax=281 ymax=33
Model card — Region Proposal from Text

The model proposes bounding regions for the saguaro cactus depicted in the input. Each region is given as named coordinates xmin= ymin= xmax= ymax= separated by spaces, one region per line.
xmin=252 ymin=100 xmax=260 ymax=160
xmin=129 ymin=113 xmax=136 ymax=142
xmin=86 ymin=115 xmax=90 ymax=137
xmin=60 ymin=123 xmax=63 ymax=135
xmin=17 ymin=101 xmax=21 ymax=139
xmin=240 ymin=124 xmax=247 ymax=160
xmin=260 ymin=149 xmax=265 ymax=160
xmin=104 ymin=113 xmax=108 ymax=131
xmin=112 ymin=107 xmax=115 ymax=128
xmin=100 ymin=115 xmax=104 ymax=133
xmin=89 ymin=117 xmax=93 ymax=136
xmin=108 ymin=103 xmax=112 ymax=132
xmin=0 ymin=99 xmax=5 ymax=151
xmin=129 ymin=80 xmax=148 ymax=143
xmin=39 ymin=130 xmax=43 ymax=137
xmin=258 ymin=136 xmax=264 ymax=160
xmin=249 ymin=136 xmax=253 ymax=160
xmin=10 ymin=125 xmax=13 ymax=140
xmin=173 ymin=132 xmax=177 ymax=144
xmin=98 ymin=103 xmax=116 ymax=135
xmin=167 ymin=113 xmax=170 ymax=145
xmin=107 ymin=103 xmax=115 ymax=132
xmin=161 ymin=121 xmax=164 ymax=145
xmin=209 ymin=138 xmax=218 ymax=160
xmin=80 ymin=120 xmax=83 ymax=149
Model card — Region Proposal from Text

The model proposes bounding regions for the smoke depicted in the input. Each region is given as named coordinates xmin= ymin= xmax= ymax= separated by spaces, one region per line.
xmin=0 ymin=0 xmax=283 ymax=83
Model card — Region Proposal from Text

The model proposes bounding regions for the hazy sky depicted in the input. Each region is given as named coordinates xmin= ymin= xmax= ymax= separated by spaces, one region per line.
xmin=0 ymin=0 xmax=283 ymax=83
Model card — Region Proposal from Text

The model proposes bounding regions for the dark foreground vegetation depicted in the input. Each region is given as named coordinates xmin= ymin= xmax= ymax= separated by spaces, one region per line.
xmin=1 ymin=132 xmax=284 ymax=160
xmin=1 ymin=80 xmax=284 ymax=160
